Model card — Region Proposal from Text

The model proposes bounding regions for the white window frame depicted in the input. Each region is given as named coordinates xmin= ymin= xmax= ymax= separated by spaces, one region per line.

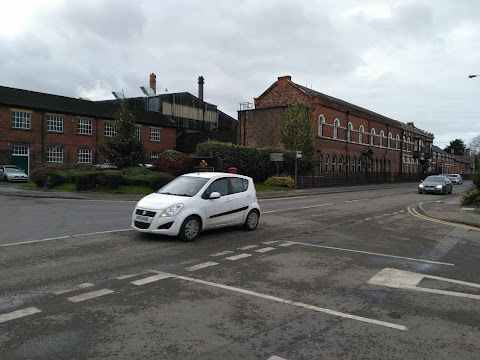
xmin=333 ymin=119 xmax=340 ymax=139
xmin=78 ymin=118 xmax=93 ymax=135
xmin=47 ymin=146 xmax=63 ymax=163
xmin=77 ymin=148 xmax=92 ymax=163
xmin=359 ymin=125 xmax=364 ymax=144
xmin=105 ymin=122 xmax=117 ymax=137
xmin=12 ymin=111 xmax=31 ymax=129
xmin=136 ymin=125 xmax=141 ymax=139
xmin=370 ymin=129 xmax=376 ymax=145
xmin=317 ymin=115 xmax=325 ymax=137
xmin=47 ymin=114 xmax=64 ymax=132
xmin=379 ymin=130 xmax=385 ymax=147
xmin=150 ymin=127 xmax=161 ymax=142
xmin=347 ymin=122 xmax=353 ymax=142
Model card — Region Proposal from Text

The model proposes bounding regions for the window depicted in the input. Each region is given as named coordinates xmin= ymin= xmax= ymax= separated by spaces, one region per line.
xmin=230 ymin=177 xmax=248 ymax=193
xmin=206 ymin=178 xmax=228 ymax=196
xmin=150 ymin=152 xmax=159 ymax=160
xmin=370 ymin=129 xmax=376 ymax=145
xmin=317 ymin=115 xmax=325 ymax=136
xmin=150 ymin=127 xmax=161 ymax=142
xmin=77 ymin=148 xmax=92 ymax=163
xmin=78 ymin=118 xmax=92 ymax=135
xmin=379 ymin=131 xmax=384 ymax=147
xmin=339 ymin=156 xmax=344 ymax=172
xmin=347 ymin=123 xmax=353 ymax=142
xmin=346 ymin=156 xmax=350 ymax=173
xmin=47 ymin=115 xmax=64 ymax=132
xmin=352 ymin=157 xmax=357 ymax=173
xmin=136 ymin=125 xmax=141 ymax=139
xmin=359 ymin=125 xmax=364 ymax=144
xmin=333 ymin=119 xmax=340 ymax=139
xmin=388 ymin=132 xmax=392 ymax=148
xmin=47 ymin=146 xmax=63 ymax=163
xmin=105 ymin=122 xmax=116 ymax=137
xmin=324 ymin=155 xmax=329 ymax=173
xmin=332 ymin=155 xmax=337 ymax=172
xmin=12 ymin=111 xmax=31 ymax=129
xmin=396 ymin=135 xmax=400 ymax=149
xmin=12 ymin=145 xmax=29 ymax=155
xmin=318 ymin=155 xmax=323 ymax=174
xmin=407 ymin=137 xmax=411 ymax=152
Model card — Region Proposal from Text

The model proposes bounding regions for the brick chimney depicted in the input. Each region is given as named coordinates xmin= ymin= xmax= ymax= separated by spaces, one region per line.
xmin=277 ymin=75 xmax=292 ymax=85
xmin=149 ymin=73 xmax=156 ymax=94
xmin=198 ymin=76 xmax=204 ymax=100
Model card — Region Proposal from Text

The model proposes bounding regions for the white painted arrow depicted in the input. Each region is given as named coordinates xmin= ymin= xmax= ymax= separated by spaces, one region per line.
xmin=368 ymin=268 xmax=480 ymax=300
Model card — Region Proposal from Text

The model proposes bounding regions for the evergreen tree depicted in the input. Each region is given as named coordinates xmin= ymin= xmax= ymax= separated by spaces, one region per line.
xmin=103 ymin=100 xmax=146 ymax=168
xmin=444 ymin=139 xmax=466 ymax=156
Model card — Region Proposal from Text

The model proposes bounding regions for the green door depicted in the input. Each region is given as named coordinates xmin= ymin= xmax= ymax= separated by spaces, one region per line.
xmin=11 ymin=146 xmax=30 ymax=175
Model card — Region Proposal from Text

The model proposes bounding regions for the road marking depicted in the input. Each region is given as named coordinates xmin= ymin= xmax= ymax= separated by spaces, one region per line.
xmin=67 ymin=289 xmax=114 ymax=303
xmin=345 ymin=199 xmax=368 ymax=203
xmin=210 ymin=250 xmax=235 ymax=256
xmin=0 ymin=229 xmax=133 ymax=248
xmin=255 ymin=247 xmax=276 ymax=253
xmin=290 ymin=241 xmax=453 ymax=266
xmin=131 ymin=273 xmax=171 ymax=286
xmin=0 ymin=307 xmax=41 ymax=324
xmin=300 ymin=203 xmax=334 ymax=210
xmin=186 ymin=262 xmax=219 ymax=271
xmin=151 ymin=271 xmax=407 ymax=331
xmin=53 ymin=283 xmax=94 ymax=295
xmin=238 ymin=245 xmax=258 ymax=250
xmin=369 ymin=268 xmax=480 ymax=300
xmin=117 ymin=274 xmax=142 ymax=280
xmin=278 ymin=242 xmax=295 ymax=247
xmin=268 ymin=356 xmax=287 ymax=360
xmin=408 ymin=205 xmax=480 ymax=231
xmin=225 ymin=253 xmax=252 ymax=261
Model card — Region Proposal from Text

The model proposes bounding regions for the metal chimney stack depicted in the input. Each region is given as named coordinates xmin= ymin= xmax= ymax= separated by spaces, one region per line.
xmin=198 ymin=76 xmax=204 ymax=100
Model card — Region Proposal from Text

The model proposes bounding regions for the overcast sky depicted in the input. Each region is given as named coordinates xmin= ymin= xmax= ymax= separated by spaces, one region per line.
xmin=1 ymin=0 xmax=479 ymax=149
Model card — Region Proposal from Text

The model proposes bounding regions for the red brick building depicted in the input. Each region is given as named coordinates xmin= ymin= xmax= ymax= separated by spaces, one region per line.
xmin=238 ymin=75 xmax=436 ymax=182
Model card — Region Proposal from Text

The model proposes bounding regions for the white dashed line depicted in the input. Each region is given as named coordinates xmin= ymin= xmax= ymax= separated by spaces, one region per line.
xmin=300 ymin=203 xmax=334 ymax=209
xmin=116 ymin=274 xmax=142 ymax=280
xmin=225 ymin=253 xmax=252 ymax=261
xmin=238 ymin=245 xmax=258 ymax=250
xmin=53 ymin=283 xmax=94 ymax=295
xmin=268 ymin=356 xmax=287 ymax=360
xmin=186 ymin=262 xmax=219 ymax=271
xmin=131 ymin=273 xmax=171 ymax=286
xmin=278 ymin=242 xmax=295 ymax=247
xmin=210 ymin=251 xmax=235 ymax=256
xmin=67 ymin=289 xmax=114 ymax=303
xmin=0 ymin=307 xmax=41 ymax=324
xmin=255 ymin=247 xmax=276 ymax=253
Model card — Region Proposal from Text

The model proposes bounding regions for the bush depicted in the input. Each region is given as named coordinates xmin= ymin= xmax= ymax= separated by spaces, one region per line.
xmin=264 ymin=175 xmax=295 ymax=188
xmin=32 ymin=171 xmax=65 ymax=188
xmin=473 ymin=171 xmax=480 ymax=190
xmin=121 ymin=171 xmax=174 ymax=190
xmin=152 ymin=150 xmax=194 ymax=176
xmin=76 ymin=171 xmax=123 ymax=191
xmin=461 ymin=186 xmax=480 ymax=206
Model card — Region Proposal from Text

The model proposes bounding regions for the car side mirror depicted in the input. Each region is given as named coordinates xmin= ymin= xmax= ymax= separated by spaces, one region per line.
xmin=209 ymin=192 xmax=221 ymax=199
xmin=420 ymin=180 xmax=423 ymax=183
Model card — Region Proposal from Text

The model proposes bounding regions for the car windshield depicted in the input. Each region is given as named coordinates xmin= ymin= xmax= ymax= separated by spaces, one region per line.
xmin=157 ymin=176 xmax=209 ymax=197
xmin=5 ymin=167 xmax=23 ymax=173
xmin=425 ymin=176 xmax=445 ymax=182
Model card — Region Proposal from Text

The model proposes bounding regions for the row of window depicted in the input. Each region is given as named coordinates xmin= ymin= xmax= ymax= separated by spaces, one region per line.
xmin=11 ymin=111 xmax=162 ymax=141
xmin=318 ymin=154 xmax=421 ymax=174
xmin=45 ymin=147 xmax=161 ymax=163
xmin=317 ymin=115 xmax=420 ymax=150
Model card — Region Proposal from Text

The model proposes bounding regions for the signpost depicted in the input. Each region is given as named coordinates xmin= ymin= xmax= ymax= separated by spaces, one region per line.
xmin=295 ymin=151 xmax=302 ymax=188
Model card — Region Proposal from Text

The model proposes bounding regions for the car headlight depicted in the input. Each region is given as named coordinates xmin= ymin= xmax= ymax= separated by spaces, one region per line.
xmin=160 ymin=203 xmax=184 ymax=217
xmin=436 ymin=185 xmax=443 ymax=189
xmin=419 ymin=184 xmax=424 ymax=188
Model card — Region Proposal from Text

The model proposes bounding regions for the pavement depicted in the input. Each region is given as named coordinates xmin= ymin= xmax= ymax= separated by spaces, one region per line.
xmin=1 ymin=182 xmax=479 ymax=229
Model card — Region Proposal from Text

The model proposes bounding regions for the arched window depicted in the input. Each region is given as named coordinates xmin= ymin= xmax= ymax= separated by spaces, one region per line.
xmin=317 ymin=115 xmax=325 ymax=137
xmin=347 ymin=122 xmax=353 ymax=142
xmin=318 ymin=154 xmax=323 ymax=174
xmin=352 ymin=156 xmax=357 ymax=173
xmin=388 ymin=132 xmax=392 ymax=148
xmin=379 ymin=131 xmax=385 ymax=147
xmin=346 ymin=156 xmax=350 ymax=173
xmin=407 ymin=137 xmax=411 ymax=152
xmin=370 ymin=129 xmax=376 ymax=145
xmin=332 ymin=155 xmax=337 ymax=172
xmin=359 ymin=125 xmax=364 ymax=144
xmin=333 ymin=119 xmax=340 ymax=139
xmin=396 ymin=135 xmax=400 ymax=149
xmin=324 ymin=155 xmax=329 ymax=173
xmin=403 ymin=136 xmax=406 ymax=150
xmin=339 ymin=156 xmax=344 ymax=172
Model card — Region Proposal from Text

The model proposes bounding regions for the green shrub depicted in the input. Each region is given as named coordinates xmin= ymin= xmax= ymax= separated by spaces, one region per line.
xmin=460 ymin=186 xmax=480 ymax=206
xmin=32 ymin=171 xmax=65 ymax=188
xmin=76 ymin=171 xmax=123 ymax=191
xmin=473 ymin=171 xmax=480 ymax=190
xmin=264 ymin=175 xmax=295 ymax=188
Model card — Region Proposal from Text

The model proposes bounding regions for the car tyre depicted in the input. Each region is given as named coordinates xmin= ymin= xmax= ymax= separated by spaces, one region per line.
xmin=179 ymin=215 xmax=201 ymax=242
xmin=418 ymin=190 xmax=423 ymax=194
xmin=243 ymin=209 xmax=260 ymax=231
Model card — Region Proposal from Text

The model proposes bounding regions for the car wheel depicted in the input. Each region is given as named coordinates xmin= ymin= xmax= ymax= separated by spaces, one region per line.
xmin=418 ymin=191 xmax=423 ymax=194
xmin=3 ymin=176 xmax=7 ymax=182
xmin=243 ymin=209 xmax=260 ymax=231
xmin=179 ymin=216 xmax=201 ymax=242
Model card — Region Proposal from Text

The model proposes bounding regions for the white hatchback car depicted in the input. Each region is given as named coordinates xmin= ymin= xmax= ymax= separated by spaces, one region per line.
xmin=448 ymin=173 xmax=463 ymax=185
xmin=131 ymin=172 xmax=261 ymax=241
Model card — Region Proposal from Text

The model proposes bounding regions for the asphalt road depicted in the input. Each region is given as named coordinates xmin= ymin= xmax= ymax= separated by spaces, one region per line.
xmin=1 ymin=187 xmax=479 ymax=359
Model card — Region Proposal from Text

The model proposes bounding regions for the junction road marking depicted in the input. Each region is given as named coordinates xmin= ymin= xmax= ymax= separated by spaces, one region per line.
xmin=67 ymin=289 xmax=114 ymax=303
xmin=0 ymin=307 xmax=41 ymax=324
xmin=278 ymin=242 xmax=295 ymax=247
xmin=255 ymin=247 xmax=276 ymax=253
xmin=53 ymin=283 xmax=94 ymax=295
xmin=131 ymin=273 xmax=171 ymax=286
xmin=150 ymin=271 xmax=407 ymax=331
xmin=368 ymin=268 xmax=480 ymax=300
xmin=290 ymin=241 xmax=454 ymax=266
xmin=238 ymin=245 xmax=258 ymax=250
xmin=210 ymin=251 xmax=234 ymax=256
xmin=186 ymin=262 xmax=219 ymax=271
xmin=225 ymin=253 xmax=252 ymax=261
xmin=268 ymin=356 xmax=287 ymax=360
xmin=408 ymin=205 xmax=480 ymax=232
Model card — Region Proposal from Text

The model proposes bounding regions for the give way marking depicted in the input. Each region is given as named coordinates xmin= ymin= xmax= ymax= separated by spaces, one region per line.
xmin=368 ymin=268 xmax=480 ymax=300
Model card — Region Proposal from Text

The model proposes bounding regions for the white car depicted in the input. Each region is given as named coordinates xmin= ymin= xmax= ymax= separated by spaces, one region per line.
xmin=448 ymin=174 xmax=463 ymax=185
xmin=0 ymin=165 xmax=29 ymax=182
xmin=132 ymin=172 xmax=261 ymax=241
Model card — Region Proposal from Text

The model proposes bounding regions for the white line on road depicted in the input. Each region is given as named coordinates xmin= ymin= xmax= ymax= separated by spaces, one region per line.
xmin=278 ymin=242 xmax=295 ymax=247
xmin=150 ymin=271 xmax=407 ymax=331
xmin=0 ymin=229 xmax=133 ymax=248
xmin=268 ymin=356 xmax=287 ymax=360
xmin=53 ymin=283 xmax=94 ymax=295
xmin=210 ymin=251 xmax=235 ymax=256
xmin=255 ymin=247 xmax=276 ymax=253
xmin=131 ymin=273 xmax=171 ymax=286
xmin=186 ymin=262 xmax=219 ymax=271
xmin=225 ymin=253 xmax=252 ymax=261
xmin=0 ymin=307 xmax=41 ymax=324
xmin=117 ymin=274 xmax=142 ymax=280
xmin=238 ymin=245 xmax=258 ymax=250
xmin=67 ymin=289 xmax=114 ymax=303
xmin=290 ymin=241 xmax=454 ymax=266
